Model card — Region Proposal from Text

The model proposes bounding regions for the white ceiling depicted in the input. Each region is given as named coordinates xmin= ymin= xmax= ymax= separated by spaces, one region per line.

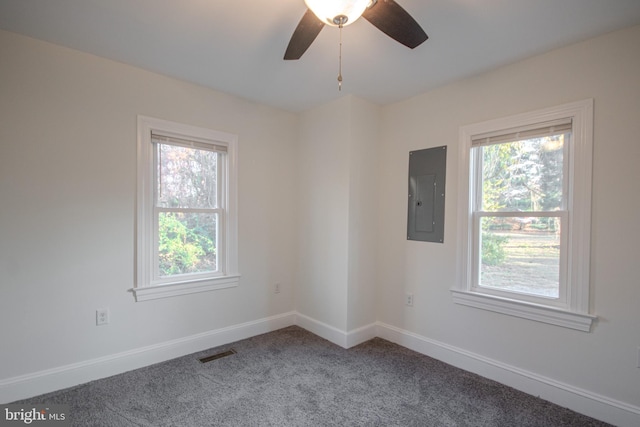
xmin=2 ymin=0 xmax=640 ymax=112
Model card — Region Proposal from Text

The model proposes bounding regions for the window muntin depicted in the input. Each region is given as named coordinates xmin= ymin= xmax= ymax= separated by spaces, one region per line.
xmin=134 ymin=116 xmax=239 ymax=301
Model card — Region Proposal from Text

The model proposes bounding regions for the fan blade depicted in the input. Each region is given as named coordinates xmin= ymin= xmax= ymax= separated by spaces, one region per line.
xmin=362 ymin=0 xmax=428 ymax=49
xmin=284 ymin=9 xmax=325 ymax=60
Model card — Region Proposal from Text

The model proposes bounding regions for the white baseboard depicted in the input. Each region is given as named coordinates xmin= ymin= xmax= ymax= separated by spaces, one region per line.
xmin=346 ymin=323 xmax=378 ymax=348
xmin=376 ymin=322 xmax=640 ymax=427
xmin=4 ymin=312 xmax=637 ymax=427
xmin=293 ymin=312 xmax=376 ymax=349
xmin=294 ymin=312 xmax=349 ymax=348
xmin=0 ymin=312 xmax=296 ymax=404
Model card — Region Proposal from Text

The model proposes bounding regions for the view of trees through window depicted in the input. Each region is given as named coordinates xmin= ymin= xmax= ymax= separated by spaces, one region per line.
xmin=156 ymin=143 xmax=219 ymax=277
xmin=477 ymin=133 xmax=567 ymax=298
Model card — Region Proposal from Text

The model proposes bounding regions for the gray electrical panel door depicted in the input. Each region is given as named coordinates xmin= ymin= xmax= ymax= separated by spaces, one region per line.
xmin=407 ymin=146 xmax=446 ymax=243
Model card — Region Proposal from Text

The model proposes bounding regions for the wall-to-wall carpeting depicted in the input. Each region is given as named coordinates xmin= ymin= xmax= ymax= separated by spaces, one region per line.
xmin=15 ymin=326 xmax=609 ymax=426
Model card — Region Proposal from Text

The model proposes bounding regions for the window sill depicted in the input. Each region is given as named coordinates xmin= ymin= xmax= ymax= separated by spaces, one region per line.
xmin=450 ymin=290 xmax=596 ymax=332
xmin=130 ymin=274 xmax=240 ymax=302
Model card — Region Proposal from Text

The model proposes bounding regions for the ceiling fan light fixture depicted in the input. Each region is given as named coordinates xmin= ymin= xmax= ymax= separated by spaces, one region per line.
xmin=304 ymin=0 xmax=370 ymax=26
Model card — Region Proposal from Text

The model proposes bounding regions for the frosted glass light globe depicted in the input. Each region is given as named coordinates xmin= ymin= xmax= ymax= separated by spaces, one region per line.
xmin=304 ymin=0 xmax=370 ymax=26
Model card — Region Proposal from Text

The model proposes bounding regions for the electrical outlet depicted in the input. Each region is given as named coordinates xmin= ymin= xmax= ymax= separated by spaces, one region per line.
xmin=274 ymin=283 xmax=281 ymax=294
xmin=96 ymin=308 xmax=110 ymax=326
xmin=405 ymin=293 xmax=414 ymax=307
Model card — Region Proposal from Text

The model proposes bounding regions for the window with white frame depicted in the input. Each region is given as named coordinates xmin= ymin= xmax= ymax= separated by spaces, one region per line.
xmin=453 ymin=100 xmax=596 ymax=331
xmin=133 ymin=116 xmax=239 ymax=301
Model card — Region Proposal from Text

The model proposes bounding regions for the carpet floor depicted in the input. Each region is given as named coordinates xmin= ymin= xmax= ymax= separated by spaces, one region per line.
xmin=15 ymin=326 xmax=610 ymax=426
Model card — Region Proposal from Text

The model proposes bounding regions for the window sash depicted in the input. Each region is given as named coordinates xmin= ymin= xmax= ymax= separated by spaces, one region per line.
xmin=151 ymin=207 xmax=225 ymax=285
xmin=470 ymin=129 xmax=571 ymax=307
xmin=470 ymin=211 xmax=569 ymax=307
xmin=153 ymin=141 xmax=223 ymax=210
xmin=471 ymin=132 xmax=570 ymax=213
xmin=151 ymin=139 xmax=226 ymax=285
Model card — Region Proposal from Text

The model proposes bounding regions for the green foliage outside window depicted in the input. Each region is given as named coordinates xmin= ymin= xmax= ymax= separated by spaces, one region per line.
xmin=158 ymin=213 xmax=216 ymax=276
xmin=481 ymin=232 xmax=508 ymax=266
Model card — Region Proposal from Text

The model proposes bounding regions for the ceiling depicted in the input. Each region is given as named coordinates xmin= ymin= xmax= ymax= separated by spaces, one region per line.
xmin=2 ymin=0 xmax=640 ymax=112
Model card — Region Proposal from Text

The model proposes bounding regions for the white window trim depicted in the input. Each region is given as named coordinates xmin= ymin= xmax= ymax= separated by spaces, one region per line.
xmin=132 ymin=116 xmax=239 ymax=302
xmin=452 ymin=99 xmax=596 ymax=331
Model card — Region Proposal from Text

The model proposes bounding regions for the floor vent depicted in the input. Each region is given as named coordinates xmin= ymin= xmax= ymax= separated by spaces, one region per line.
xmin=198 ymin=349 xmax=237 ymax=363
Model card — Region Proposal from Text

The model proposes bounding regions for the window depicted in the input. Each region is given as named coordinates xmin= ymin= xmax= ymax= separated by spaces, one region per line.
xmin=133 ymin=116 xmax=239 ymax=301
xmin=453 ymin=100 xmax=596 ymax=331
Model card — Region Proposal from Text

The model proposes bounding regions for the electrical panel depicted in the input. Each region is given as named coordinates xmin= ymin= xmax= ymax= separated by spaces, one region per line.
xmin=407 ymin=146 xmax=447 ymax=243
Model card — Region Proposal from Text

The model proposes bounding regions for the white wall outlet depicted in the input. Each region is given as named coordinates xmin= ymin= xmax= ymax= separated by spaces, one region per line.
xmin=405 ymin=293 xmax=414 ymax=307
xmin=96 ymin=308 xmax=110 ymax=326
xmin=274 ymin=283 xmax=281 ymax=294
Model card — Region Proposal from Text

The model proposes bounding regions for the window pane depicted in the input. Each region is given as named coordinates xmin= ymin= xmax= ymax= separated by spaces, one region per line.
xmin=158 ymin=212 xmax=218 ymax=277
xmin=479 ymin=216 xmax=560 ymax=298
xmin=157 ymin=144 xmax=217 ymax=209
xmin=480 ymin=134 xmax=566 ymax=212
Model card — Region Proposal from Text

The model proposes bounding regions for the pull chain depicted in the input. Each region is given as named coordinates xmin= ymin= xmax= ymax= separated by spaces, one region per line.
xmin=337 ymin=22 xmax=343 ymax=91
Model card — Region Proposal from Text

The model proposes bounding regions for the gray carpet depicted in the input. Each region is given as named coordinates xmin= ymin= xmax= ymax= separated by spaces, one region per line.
xmin=15 ymin=326 xmax=610 ymax=426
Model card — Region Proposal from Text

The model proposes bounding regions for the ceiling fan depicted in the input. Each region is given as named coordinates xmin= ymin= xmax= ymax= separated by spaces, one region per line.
xmin=284 ymin=0 xmax=428 ymax=61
